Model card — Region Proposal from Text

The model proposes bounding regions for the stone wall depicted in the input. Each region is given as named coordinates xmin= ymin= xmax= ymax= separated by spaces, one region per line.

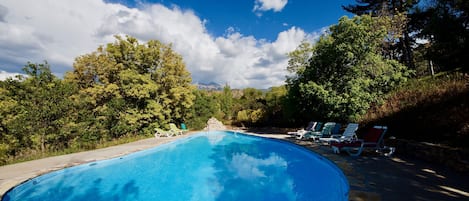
xmin=389 ymin=139 xmax=469 ymax=173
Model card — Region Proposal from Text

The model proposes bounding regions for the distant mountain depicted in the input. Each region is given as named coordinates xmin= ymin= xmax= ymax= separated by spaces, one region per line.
xmin=194 ymin=82 xmax=223 ymax=91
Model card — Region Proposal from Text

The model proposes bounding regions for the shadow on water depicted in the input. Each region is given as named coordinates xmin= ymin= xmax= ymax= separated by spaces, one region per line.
xmin=3 ymin=175 xmax=139 ymax=201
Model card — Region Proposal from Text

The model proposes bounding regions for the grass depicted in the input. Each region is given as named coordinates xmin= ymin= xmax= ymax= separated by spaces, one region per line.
xmin=3 ymin=134 xmax=151 ymax=166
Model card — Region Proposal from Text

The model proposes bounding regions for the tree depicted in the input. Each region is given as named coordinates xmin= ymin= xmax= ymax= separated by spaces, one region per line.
xmin=186 ymin=90 xmax=219 ymax=129
xmin=0 ymin=79 xmax=24 ymax=163
xmin=264 ymin=86 xmax=288 ymax=125
xmin=343 ymin=0 xmax=419 ymax=70
xmin=287 ymin=15 xmax=412 ymax=122
xmin=0 ymin=62 xmax=76 ymax=155
xmin=219 ymin=85 xmax=233 ymax=121
xmin=65 ymin=35 xmax=194 ymax=138
xmin=286 ymin=40 xmax=314 ymax=77
xmin=412 ymin=0 xmax=469 ymax=72
xmin=232 ymin=88 xmax=268 ymax=126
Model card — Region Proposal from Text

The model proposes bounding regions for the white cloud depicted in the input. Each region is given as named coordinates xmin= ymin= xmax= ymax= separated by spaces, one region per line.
xmin=253 ymin=0 xmax=288 ymax=12
xmin=253 ymin=0 xmax=288 ymax=15
xmin=0 ymin=0 xmax=318 ymax=89
xmin=0 ymin=70 xmax=25 ymax=80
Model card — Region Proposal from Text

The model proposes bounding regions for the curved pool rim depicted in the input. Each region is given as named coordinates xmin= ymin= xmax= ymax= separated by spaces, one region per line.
xmin=2 ymin=130 xmax=350 ymax=201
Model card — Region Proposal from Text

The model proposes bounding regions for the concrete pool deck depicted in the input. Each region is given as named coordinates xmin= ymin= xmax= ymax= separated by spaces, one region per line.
xmin=1 ymin=130 xmax=468 ymax=201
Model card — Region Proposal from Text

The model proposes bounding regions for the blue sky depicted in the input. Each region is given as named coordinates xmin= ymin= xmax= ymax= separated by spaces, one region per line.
xmin=112 ymin=0 xmax=354 ymax=41
xmin=0 ymin=0 xmax=355 ymax=88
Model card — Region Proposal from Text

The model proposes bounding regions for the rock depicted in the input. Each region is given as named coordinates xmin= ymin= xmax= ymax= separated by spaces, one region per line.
xmin=204 ymin=117 xmax=226 ymax=131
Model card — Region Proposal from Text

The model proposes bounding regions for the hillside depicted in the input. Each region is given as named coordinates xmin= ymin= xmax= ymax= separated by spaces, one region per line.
xmin=362 ymin=71 xmax=469 ymax=149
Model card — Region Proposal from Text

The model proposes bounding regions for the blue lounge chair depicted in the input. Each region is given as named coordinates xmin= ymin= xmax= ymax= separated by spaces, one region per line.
xmin=181 ymin=123 xmax=188 ymax=131
xmin=296 ymin=122 xmax=334 ymax=140
xmin=319 ymin=123 xmax=359 ymax=144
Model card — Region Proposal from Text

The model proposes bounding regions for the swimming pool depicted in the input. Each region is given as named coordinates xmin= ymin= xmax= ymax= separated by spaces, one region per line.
xmin=2 ymin=131 xmax=349 ymax=201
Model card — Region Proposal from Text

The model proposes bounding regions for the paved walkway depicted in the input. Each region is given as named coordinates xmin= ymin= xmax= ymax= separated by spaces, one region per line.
xmin=249 ymin=132 xmax=469 ymax=201
xmin=1 ymin=131 xmax=468 ymax=201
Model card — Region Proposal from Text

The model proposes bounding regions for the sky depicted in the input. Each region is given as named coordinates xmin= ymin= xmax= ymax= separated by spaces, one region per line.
xmin=0 ymin=0 xmax=354 ymax=89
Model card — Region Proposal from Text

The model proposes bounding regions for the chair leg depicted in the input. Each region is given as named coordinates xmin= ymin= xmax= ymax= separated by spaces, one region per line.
xmin=344 ymin=148 xmax=361 ymax=156
xmin=332 ymin=146 xmax=340 ymax=154
xmin=345 ymin=143 xmax=365 ymax=157
xmin=383 ymin=146 xmax=396 ymax=156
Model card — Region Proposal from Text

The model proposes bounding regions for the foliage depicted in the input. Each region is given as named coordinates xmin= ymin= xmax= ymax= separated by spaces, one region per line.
xmin=287 ymin=15 xmax=412 ymax=122
xmin=186 ymin=90 xmax=219 ymax=129
xmin=412 ymin=0 xmax=469 ymax=72
xmin=343 ymin=0 xmax=419 ymax=70
xmin=65 ymin=35 xmax=195 ymax=138
xmin=362 ymin=70 xmax=469 ymax=148
xmin=187 ymin=86 xmax=291 ymax=128
xmin=264 ymin=86 xmax=289 ymax=125
xmin=219 ymin=85 xmax=233 ymax=121
xmin=0 ymin=36 xmax=195 ymax=165
xmin=0 ymin=62 xmax=77 ymax=163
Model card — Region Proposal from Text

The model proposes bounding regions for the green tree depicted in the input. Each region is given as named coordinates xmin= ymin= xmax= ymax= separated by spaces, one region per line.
xmin=0 ymin=62 xmax=76 ymax=155
xmin=65 ymin=35 xmax=194 ymax=138
xmin=186 ymin=90 xmax=219 ymax=129
xmin=264 ymin=86 xmax=288 ymax=125
xmin=0 ymin=79 xmax=25 ymax=163
xmin=219 ymin=85 xmax=233 ymax=121
xmin=233 ymin=88 xmax=268 ymax=126
xmin=344 ymin=0 xmax=419 ymax=70
xmin=285 ymin=41 xmax=318 ymax=123
xmin=287 ymin=15 xmax=412 ymax=122
xmin=286 ymin=40 xmax=314 ymax=77
xmin=412 ymin=0 xmax=469 ymax=72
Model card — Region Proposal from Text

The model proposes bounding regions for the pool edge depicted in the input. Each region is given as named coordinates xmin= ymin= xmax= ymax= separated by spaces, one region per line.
xmin=0 ymin=132 xmax=197 ymax=199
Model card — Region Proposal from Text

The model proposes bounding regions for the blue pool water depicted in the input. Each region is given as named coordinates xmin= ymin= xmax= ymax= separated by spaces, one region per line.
xmin=2 ymin=131 xmax=349 ymax=201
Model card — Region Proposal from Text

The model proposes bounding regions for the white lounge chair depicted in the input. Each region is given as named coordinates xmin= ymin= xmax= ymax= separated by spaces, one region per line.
xmin=319 ymin=123 xmax=359 ymax=144
xmin=287 ymin=121 xmax=318 ymax=136
xmin=169 ymin=123 xmax=184 ymax=135
xmin=155 ymin=128 xmax=175 ymax=137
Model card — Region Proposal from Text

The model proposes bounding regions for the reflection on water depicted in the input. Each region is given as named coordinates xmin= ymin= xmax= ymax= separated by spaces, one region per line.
xmin=205 ymin=134 xmax=300 ymax=201
xmin=205 ymin=131 xmax=226 ymax=145
xmin=227 ymin=153 xmax=296 ymax=200
xmin=229 ymin=153 xmax=287 ymax=179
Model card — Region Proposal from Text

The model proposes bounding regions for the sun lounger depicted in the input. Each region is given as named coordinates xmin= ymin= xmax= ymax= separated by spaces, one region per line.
xmin=287 ymin=121 xmax=318 ymax=135
xmin=155 ymin=128 xmax=175 ymax=137
xmin=319 ymin=123 xmax=359 ymax=144
xmin=330 ymin=125 xmax=395 ymax=156
xmin=169 ymin=123 xmax=184 ymax=135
